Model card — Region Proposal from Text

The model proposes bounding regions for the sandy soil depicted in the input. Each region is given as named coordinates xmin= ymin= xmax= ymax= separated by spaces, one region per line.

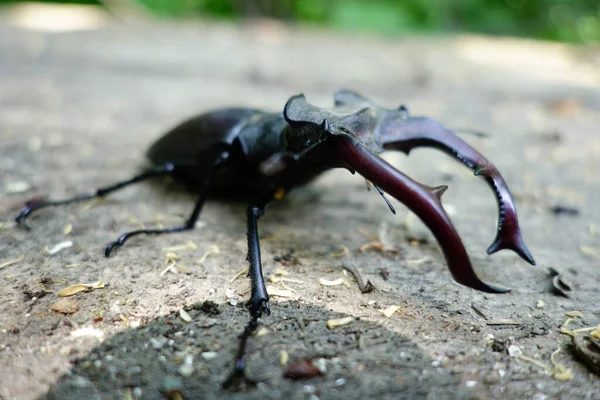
xmin=1 ymin=6 xmax=599 ymax=400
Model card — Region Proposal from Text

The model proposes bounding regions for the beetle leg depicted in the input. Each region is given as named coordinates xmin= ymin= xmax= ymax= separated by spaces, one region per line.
xmin=15 ymin=163 xmax=175 ymax=229
xmin=103 ymin=152 xmax=229 ymax=256
xmin=223 ymin=199 xmax=272 ymax=389
xmin=245 ymin=202 xmax=271 ymax=317
xmin=378 ymin=116 xmax=535 ymax=265
xmin=104 ymin=184 xmax=208 ymax=256
xmin=333 ymin=134 xmax=510 ymax=293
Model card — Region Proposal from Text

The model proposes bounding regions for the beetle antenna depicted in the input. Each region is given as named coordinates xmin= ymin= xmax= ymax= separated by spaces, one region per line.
xmin=453 ymin=128 xmax=490 ymax=138
xmin=373 ymin=184 xmax=396 ymax=215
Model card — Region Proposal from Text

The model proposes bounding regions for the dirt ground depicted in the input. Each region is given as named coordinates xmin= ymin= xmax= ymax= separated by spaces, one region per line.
xmin=1 ymin=5 xmax=600 ymax=400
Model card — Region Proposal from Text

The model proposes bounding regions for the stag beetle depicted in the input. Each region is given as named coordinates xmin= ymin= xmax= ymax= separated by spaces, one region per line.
xmin=17 ymin=90 xmax=535 ymax=388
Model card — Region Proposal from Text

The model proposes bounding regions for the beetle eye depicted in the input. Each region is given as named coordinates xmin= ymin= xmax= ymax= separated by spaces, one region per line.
xmin=304 ymin=139 xmax=311 ymax=147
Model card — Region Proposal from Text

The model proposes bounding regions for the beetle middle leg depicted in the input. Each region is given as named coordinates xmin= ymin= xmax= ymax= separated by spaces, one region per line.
xmin=16 ymin=163 xmax=175 ymax=229
xmin=104 ymin=152 xmax=230 ymax=256
xmin=104 ymin=185 xmax=208 ymax=256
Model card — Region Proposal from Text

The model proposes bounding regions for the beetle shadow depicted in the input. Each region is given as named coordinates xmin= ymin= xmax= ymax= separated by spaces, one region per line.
xmin=42 ymin=300 xmax=477 ymax=400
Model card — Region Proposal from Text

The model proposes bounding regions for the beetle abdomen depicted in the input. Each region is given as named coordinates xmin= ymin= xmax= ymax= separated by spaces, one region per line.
xmin=147 ymin=108 xmax=263 ymax=167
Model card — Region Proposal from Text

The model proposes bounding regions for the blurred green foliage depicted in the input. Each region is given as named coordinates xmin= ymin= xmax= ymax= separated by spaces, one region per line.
xmin=2 ymin=0 xmax=599 ymax=43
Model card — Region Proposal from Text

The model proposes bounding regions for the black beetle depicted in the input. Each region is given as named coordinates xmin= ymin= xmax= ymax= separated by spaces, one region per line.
xmin=17 ymin=90 xmax=534 ymax=388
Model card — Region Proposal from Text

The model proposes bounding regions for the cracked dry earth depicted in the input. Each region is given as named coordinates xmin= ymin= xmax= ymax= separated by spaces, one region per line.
xmin=1 ymin=9 xmax=600 ymax=400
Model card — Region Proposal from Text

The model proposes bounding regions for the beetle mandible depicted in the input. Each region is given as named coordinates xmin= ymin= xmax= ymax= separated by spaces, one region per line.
xmin=17 ymin=90 xmax=535 ymax=388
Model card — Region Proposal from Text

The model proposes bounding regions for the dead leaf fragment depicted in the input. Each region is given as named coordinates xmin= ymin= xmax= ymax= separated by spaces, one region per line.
xmin=579 ymin=245 xmax=600 ymax=260
xmin=51 ymin=298 xmax=79 ymax=314
xmin=45 ymin=241 xmax=73 ymax=255
xmin=283 ymin=359 xmax=324 ymax=379
xmin=58 ymin=281 xmax=104 ymax=297
xmin=197 ymin=245 xmax=220 ymax=264
xmin=381 ymin=305 xmax=400 ymax=318
xmin=266 ymin=286 xmax=293 ymax=298
xmin=565 ymin=311 xmax=584 ymax=318
xmin=280 ymin=350 xmax=289 ymax=366
xmin=318 ymin=278 xmax=345 ymax=286
xmin=0 ymin=255 xmax=25 ymax=269
xmin=572 ymin=334 xmax=600 ymax=375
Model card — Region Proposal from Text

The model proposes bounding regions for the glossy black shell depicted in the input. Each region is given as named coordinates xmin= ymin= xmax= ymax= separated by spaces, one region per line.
xmin=146 ymin=108 xmax=327 ymax=198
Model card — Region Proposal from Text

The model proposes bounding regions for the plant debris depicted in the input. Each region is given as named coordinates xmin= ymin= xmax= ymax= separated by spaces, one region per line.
xmin=45 ymin=241 xmax=73 ymax=255
xmin=197 ymin=244 xmax=220 ymax=264
xmin=381 ymin=305 xmax=400 ymax=318
xmin=550 ymin=205 xmax=580 ymax=216
xmin=283 ymin=359 xmax=324 ymax=380
xmin=62 ymin=224 xmax=72 ymax=235
xmin=266 ymin=286 xmax=294 ymax=298
xmin=341 ymin=258 xmax=375 ymax=293
xmin=572 ymin=334 xmax=600 ymax=376
xmin=230 ymin=267 xmax=249 ymax=284
xmin=547 ymin=267 xmax=572 ymax=297
xmin=579 ymin=245 xmax=600 ymax=260
xmin=515 ymin=348 xmax=573 ymax=381
xmin=0 ymin=255 xmax=25 ymax=270
xmin=318 ymin=278 xmax=345 ymax=286
xmin=50 ymin=298 xmax=79 ymax=314
xmin=273 ymin=249 xmax=300 ymax=266
xmin=359 ymin=241 xmax=385 ymax=253
xmin=57 ymin=281 xmax=104 ymax=297
xmin=326 ymin=316 xmax=353 ymax=329
xmin=163 ymin=240 xmax=197 ymax=252
xmin=486 ymin=319 xmax=521 ymax=326
xmin=378 ymin=267 xmax=390 ymax=281
xmin=559 ymin=312 xmax=599 ymax=338
xmin=280 ymin=350 xmax=289 ymax=366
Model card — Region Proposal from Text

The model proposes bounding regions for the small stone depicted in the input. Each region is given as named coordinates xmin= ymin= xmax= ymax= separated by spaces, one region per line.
xmin=201 ymin=352 xmax=218 ymax=361
xmin=150 ymin=337 xmax=167 ymax=350
xmin=178 ymin=363 xmax=194 ymax=377
xmin=160 ymin=376 xmax=183 ymax=393
xmin=508 ymin=345 xmax=523 ymax=357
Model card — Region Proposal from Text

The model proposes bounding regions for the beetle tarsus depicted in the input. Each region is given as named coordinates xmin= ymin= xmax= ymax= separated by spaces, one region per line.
xmin=222 ymin=315 xmax=261 ymax=390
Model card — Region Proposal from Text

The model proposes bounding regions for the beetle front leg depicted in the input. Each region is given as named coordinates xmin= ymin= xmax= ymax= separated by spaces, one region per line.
xmin=245 ymin=202 xmax=271 ymax=317
xmin=378 ymin=116 xmax=535 ymax=266
xmin=223 ymin=200 xmax=272 ymax=389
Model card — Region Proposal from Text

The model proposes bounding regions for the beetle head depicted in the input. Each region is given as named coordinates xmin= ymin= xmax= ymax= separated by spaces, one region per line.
xmin=283 ymin=93 xmax=382 ymax=158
